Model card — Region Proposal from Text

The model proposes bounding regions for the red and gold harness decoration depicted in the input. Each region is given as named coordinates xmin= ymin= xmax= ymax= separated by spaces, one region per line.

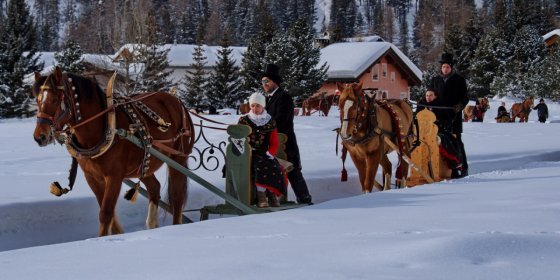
xmin=377 ymin=100 xmax=407 ymax=180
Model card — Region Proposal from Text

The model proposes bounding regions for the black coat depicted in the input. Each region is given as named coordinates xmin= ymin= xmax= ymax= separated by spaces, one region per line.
xmin=533 ymin=103 xmax=549 ymax=119
xmin=429 ymin=72 xmax=469 ymax=134
xmin=497 ymin=106 xmax=508 ymax=117
xmin=265 ymin=87 xmax=301 ymax=168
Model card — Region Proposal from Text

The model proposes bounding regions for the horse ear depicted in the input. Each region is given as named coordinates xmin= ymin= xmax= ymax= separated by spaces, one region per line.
xmin=34 ymin=71 xmax=41 ymax=82
xmin=53 ymin=66 xmax=63 ymax=82
xmin=354 ymin=81 xmax=363 ymax=91
xmin=336 ymin=82 xmax=344 ymax=92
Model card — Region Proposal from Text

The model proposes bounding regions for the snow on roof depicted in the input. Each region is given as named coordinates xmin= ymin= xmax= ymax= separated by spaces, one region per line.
xmin=23 ymin=53 xmax=142 ymax=85
xmin=36 ymin=52 xmax=56 ymax=67
xmin=543 ymin=29 xmax=560 ymax=41
xmin=114 ymin=44 xmax=246 ymax=68
xmin=344 ymin=35 xmax=384 ymax=42
xmin=319 ymin=42 xmax=422 ymax=81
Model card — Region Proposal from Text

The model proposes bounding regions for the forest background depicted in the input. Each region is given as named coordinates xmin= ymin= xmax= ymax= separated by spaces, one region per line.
xmin=1 ymin=0 xmax=560 ymax=118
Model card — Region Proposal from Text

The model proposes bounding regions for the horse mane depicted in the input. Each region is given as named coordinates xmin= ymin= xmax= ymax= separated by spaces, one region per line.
xmin=66 ymin=72 xmax=104 ymax=102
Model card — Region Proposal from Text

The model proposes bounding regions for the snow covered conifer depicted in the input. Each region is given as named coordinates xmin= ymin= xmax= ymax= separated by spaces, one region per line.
xmin=0 ymin=0 xmax=42 ymax=118
xmin=182 ymin=40 xmax=208 ymax=110
xmin=54 ymin=38 xmax=85 ymax=74
xmin=208 ymin=34 xmax=242 ymax=109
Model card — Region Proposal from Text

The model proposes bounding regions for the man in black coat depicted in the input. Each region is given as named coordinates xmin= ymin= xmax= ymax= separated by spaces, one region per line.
xmin=429 ymin=53 xmax=470 ymax=178
xmin=533 ymin=98 xmax=549 ymax=123
xmin=261 ymin=64 xmax=312 ymax=204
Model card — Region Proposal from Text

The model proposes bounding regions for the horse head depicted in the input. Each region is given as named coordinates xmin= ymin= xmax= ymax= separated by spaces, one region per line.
xmin=337 ymin=82 xmax=364 ymax=140
xmin=525 ymin=96 xmax=534 ymax=109
xmin=32 ymin=67 xmax=73 ymax=146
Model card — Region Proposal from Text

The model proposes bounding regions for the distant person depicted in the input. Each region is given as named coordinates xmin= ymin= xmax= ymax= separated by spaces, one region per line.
xmin=237 ymin=92 xmax=287 ymax=208
xmin=428 ymin=53 xmax=469 ymax=178
xmin=533 ymin=98 xmax=549 ymax=123
xmin=261 ymin=64 xmax=312 ymax=204
xmin=497 ymin=102 xmax=508 ymax=118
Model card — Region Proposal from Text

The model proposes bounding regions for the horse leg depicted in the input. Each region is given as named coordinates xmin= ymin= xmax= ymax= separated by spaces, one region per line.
xmin=140 ymin=175 xmax=161 ymax=229
xmin=98 ymin=176 xmax=123 ymax=236
xmin=111 ymin=216 xmax=124 ymax=235
xmin=82 ymin=172 xmax=121 ymax=235
xmin=365 ymin=153 xmax=382 ymax=193
xmin=168 ymin=156 xmax=188 ymax=224
xmin=395 ymin=153 xmax=410 ymax=188
xmin=380 ymin=154 xmax=392 ymax=191
xmin=349 ymin=153 xmax=368 ymax=193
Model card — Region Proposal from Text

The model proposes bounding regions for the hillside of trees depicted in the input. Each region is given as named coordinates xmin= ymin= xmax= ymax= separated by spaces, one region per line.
xmin=0 ymin=0 xmax=560 ymax=117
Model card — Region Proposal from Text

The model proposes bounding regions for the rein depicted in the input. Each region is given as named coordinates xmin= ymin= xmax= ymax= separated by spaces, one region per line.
xmin=410 ymin=100 xmax=455 ymax=110
xmin=68 ymin=91 xmax=160 ymax=132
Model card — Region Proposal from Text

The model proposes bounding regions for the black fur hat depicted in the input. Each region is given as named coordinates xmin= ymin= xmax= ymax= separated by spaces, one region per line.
xmin=261 ymin=64 xmax=283 ymax=85
xmin=439 ymin=53 xmax=454 ymax=67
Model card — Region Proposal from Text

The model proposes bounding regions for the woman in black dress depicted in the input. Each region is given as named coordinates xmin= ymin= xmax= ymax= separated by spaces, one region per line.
xmin=238 ymin=92 xmax=287 ymax=207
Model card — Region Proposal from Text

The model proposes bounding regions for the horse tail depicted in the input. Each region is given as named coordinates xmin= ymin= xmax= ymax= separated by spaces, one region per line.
xmin=164 ymin=162 xmax=189 ymax=223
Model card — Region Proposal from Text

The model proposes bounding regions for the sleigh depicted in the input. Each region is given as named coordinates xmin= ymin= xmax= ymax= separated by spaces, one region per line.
xmin=406 ymin=109 xmax=453 ymax=186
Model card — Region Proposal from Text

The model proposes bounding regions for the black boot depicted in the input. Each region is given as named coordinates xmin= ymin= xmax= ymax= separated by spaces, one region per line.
xmin=288 ymin=168 xmax=313 ymax=204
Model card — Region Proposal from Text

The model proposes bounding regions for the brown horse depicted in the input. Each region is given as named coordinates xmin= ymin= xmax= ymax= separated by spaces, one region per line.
xmin=510 ymin=96 xmax=534 ymax=122
xmin=238 ymin=102 xmax=250 ymax=115
xmin=32 ymin=67 xmax=194 ymax=236
xmin=463 ymin=97 xmax=490 ymax=122
xmin=337 ymin=82 xmax=413 ymax=192
xmin=302 ymin=93 xmax=337 ymax=116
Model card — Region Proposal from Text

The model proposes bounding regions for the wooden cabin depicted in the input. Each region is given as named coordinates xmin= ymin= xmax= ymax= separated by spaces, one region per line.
xmin=316 ymin=42 xmax=422 ymax=100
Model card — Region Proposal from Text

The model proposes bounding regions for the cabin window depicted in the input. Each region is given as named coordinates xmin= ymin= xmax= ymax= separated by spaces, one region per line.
xmin=372 ymin=64 xmax=379 ymax=81
xmin=381 ymin=90 xmax=388 ymax=99
xmin=382 ymin=63 xmax=387 ymax=78
xmin=390 ymin=72 xmax=395 ymax=82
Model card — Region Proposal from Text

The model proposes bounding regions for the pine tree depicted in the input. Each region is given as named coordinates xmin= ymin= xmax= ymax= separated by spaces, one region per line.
xmin=458 ymin=10 xmax=484 ymax=79
xmin=0 ymin=0 xmax=42 ymax=118
xmin=531 ymin=45 xmax=560 ymax=100
xmin=239 ymin=14 xmax=276 ymax=99
xmin=182 ymin=41 xmax=208 ymax=110
xmin=54 ymin=38 xmax=85 ymax=73
xmin=469 ymin=28 xmax=510 ymax=97
xmin=491 ymin=24 xmax=547 ymax=98
xmin=208 ymin=34 xmax=242 ymax=109
xmin=264 ymin=18 xmax=328 ymax=105
xmin=135 ymin=12 xmax=174 ymax=93
xmin=33 ymin=0 xmax=59 ymax=51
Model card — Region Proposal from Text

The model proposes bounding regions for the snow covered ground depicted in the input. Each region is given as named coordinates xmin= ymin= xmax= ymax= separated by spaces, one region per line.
xmin=0 ymin=97 xmax=559 ymax=279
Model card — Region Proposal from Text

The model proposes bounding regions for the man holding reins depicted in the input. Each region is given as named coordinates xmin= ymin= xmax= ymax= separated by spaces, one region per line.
xmin=429 ymin=53 xmax=469 ymax=178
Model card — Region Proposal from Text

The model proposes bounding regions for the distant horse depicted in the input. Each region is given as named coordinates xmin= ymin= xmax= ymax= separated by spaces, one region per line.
xmin=510 ymin=96 xmax=534 ymax=122
xmin=32 ymin=67 xmax=194 ymax=236
xmin=238 ymin=102 xmax=250 ymax=115
xmin=337 ymin=82 xmax=413 ymax=192
xmin=302 ymin=93 xmax=337 ymax=116
xmin=463 ymin=97 xmax=490 ymax=122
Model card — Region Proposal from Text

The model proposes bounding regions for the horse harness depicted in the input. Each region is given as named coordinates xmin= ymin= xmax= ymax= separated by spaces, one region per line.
xmin=39 ymin=73 xmax=191 ymax=179
xmin=338 ymin=92 xmax=412 ymax=183
xmin=342 ymin=94 xmax=407 ymax=153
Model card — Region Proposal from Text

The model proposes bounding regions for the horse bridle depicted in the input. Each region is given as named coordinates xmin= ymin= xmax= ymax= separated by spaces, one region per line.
xmin=36 ymin=75 xmax=77 ymax=136
xmin=340 ymin=87 xmax=377 ymax=143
